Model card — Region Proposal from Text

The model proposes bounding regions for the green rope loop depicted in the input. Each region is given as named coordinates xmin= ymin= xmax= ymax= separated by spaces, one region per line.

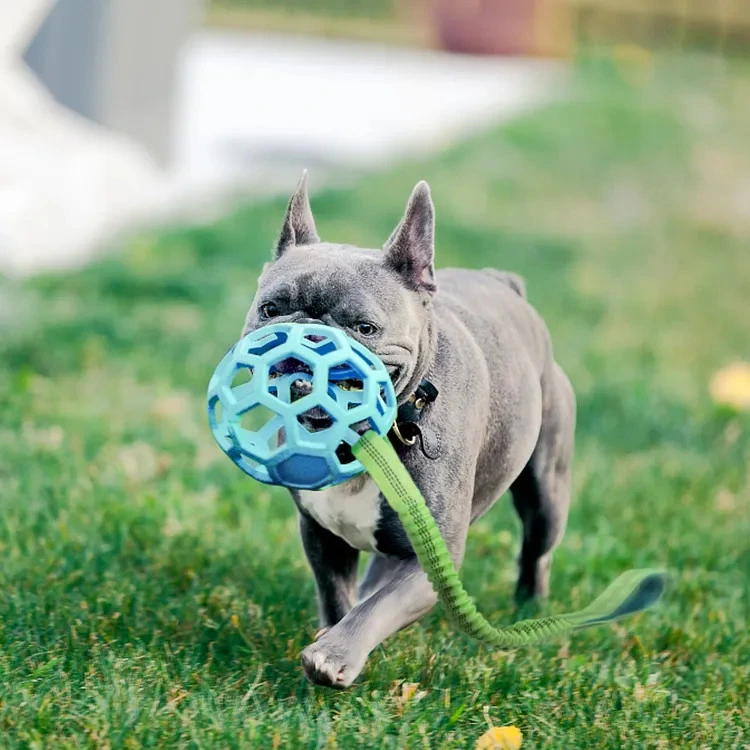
xmin=353 ymin=431 xmax=667 ymax=648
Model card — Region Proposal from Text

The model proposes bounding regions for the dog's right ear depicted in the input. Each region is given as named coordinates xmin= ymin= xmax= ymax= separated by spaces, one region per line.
xmin=383 ymin=181 xmax=437 ymax=294
xmin=275 ymin=170 xmax=320 ymax=258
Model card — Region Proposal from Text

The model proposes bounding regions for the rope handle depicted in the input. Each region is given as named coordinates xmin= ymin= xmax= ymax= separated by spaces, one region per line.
xmin=353 ymin=431 xmax=667 ymax=648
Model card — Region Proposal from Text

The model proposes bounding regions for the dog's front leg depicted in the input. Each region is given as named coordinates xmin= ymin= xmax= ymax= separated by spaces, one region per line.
xmin=299 ymin=512 xmax=359 ymax=630
xmin=301 ymin=556 xmax=438 ymax=688
xmin=301 ymin=473 xmax=472 ymax=688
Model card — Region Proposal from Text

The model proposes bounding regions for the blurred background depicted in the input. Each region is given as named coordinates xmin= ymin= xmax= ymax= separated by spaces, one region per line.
xmin=4 ymin=0 xmax=749 ymax=275
xmin=1 ymin=1 xmax=749 ymax=746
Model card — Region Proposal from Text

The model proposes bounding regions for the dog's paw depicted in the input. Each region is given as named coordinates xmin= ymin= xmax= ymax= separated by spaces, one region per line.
xmin=301 ymin=638 xmax=365 ymax=689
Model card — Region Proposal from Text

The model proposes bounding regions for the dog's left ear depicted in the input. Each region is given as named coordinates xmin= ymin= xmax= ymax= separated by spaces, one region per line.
xmin=275 ymin=170 xmax=320 ymax=258
xmin=383 ymin=181 xmax=437 ymax=294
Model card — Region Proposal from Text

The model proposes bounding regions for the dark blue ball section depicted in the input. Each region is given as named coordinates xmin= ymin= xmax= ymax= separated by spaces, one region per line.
xmin=207 ymin=323 xmax=398 ymax=490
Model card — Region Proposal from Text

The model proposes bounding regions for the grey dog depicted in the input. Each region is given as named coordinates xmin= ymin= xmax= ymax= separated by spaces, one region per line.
xmin=241 ymin=173 xmax=576 ymax=688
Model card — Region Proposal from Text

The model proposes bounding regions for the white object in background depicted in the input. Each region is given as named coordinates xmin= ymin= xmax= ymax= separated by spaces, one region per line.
xmin=171 ymin=31 xmax=563 ymax=198
xmin=0 ymin=0 xmax=168 ymax=278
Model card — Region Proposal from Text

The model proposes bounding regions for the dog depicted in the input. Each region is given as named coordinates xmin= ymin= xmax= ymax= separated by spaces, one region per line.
xmin=241 ymin=172 xmax=576 ymax=688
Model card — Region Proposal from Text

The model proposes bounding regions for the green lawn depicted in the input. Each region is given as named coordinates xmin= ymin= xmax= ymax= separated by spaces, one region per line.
xmin=210 ymin=0 xmax=396 ymax=21
xmin=1 ymin=53 xmax=749 ymax=748
xmin=205 ymin=0 xmax=423 ymax=48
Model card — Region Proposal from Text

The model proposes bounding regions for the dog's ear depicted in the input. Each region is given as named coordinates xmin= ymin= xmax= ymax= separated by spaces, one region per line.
xmin=275 ymin=170 xmax=320 ymax=257
xmin=383 ymin=181 xmax=437 ymax=294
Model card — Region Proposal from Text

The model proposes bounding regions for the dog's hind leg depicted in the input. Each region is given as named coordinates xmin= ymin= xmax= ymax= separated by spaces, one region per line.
xmin=510 ymin=362 xmax=576 ymax=605
xmin=357 ymin=554 xmax=398 ymax=601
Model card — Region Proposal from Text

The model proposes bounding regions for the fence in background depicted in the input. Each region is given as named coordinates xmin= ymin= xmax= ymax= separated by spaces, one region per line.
xmin=570 ymin=0 xmax=750 ymax=50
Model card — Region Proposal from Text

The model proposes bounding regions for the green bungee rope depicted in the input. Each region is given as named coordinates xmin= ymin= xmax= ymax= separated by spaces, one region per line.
xmin=352 ymin=431 xmax=667 ymax=648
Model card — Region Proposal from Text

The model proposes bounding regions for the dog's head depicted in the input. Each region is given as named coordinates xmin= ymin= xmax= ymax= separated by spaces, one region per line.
xmin=243 ymin=172 xmax=438 ymax=401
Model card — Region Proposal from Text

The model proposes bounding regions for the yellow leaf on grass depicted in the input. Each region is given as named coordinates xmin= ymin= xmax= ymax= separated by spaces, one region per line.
xmin=710 ymin=362 xmax=750 ymax=411
xmin=476 ymin=725 xmax=523 ymax=750
xmin=401 ymin=682 xmax=419 ymax=702
xmin=393 ymin=681 xmax=427 ymax=710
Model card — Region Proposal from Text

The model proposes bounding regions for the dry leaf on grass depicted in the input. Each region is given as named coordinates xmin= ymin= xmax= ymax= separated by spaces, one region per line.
xmin=393 ymin=681 xmax=427 ymax=710
xmin=710 ymin=362 xmax=750 ymax=411
xmin=476 ymin=725 xmax=522 ymax=749
xmin=401 ymin=682 xmax=419 ymax=702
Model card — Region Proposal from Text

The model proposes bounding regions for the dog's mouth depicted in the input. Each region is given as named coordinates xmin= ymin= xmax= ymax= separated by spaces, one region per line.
xmin=386 ymin=365 xmax=403 ymax=390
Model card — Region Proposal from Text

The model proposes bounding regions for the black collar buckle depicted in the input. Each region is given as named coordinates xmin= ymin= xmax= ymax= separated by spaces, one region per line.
xmin=390 ymin=378 xmax=439 ymax=459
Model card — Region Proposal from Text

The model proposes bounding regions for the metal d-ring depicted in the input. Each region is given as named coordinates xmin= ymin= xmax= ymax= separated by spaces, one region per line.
xmin=390 ymin=421 xmax=417 ymax=446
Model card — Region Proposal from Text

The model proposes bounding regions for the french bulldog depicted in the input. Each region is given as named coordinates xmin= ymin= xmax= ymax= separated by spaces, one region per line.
xmin=241 ymin=172 xmax=575 ymax=688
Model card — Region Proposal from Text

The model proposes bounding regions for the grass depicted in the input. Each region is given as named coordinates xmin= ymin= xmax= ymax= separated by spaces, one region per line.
xmin=204 ymin=5 xmax=428 ymax=48
xmin=204 ymin=0 xmax=428 ymax=48
xmin=210 ymin=0 xmax=397 ymax=21
xmin=1 ymin=52 xmax=749 ymax=747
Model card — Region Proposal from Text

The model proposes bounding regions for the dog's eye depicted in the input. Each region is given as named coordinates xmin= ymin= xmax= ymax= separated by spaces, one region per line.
xmin=354 ymin=322 xmax=378 ymax=336
xmin=260 ymin=302 xmax=280 ymax=319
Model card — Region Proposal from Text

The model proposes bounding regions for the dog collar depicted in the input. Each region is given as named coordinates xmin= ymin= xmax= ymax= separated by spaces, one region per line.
xmin=389 ymin=377 xmax=439 ymax=458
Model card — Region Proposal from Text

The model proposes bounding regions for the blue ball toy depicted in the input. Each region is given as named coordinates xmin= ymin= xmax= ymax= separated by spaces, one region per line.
xmin=207 ymin=323 xmax=398 ymax=490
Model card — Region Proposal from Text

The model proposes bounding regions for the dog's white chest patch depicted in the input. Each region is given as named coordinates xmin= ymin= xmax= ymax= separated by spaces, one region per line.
xmin=298 ymin=478 xmax=382 ymax=552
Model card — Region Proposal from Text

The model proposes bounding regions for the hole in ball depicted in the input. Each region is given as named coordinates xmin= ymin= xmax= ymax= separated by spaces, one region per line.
xmin=336 ymin=442 xmax=355 ymax=465
xmin=297 ymin=406 xmax=334 ymax=433
xmin=239 ymin=404 xmax=277 ymax=431
xmin=268 ymin=426 xmax=286 ymax=452
xmin=231 ymin=367 xmax=253 ymax=388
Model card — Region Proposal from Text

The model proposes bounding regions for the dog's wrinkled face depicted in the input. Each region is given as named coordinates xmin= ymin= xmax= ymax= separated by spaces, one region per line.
xmin=242 ymin=173 xmax=438 ymax=408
